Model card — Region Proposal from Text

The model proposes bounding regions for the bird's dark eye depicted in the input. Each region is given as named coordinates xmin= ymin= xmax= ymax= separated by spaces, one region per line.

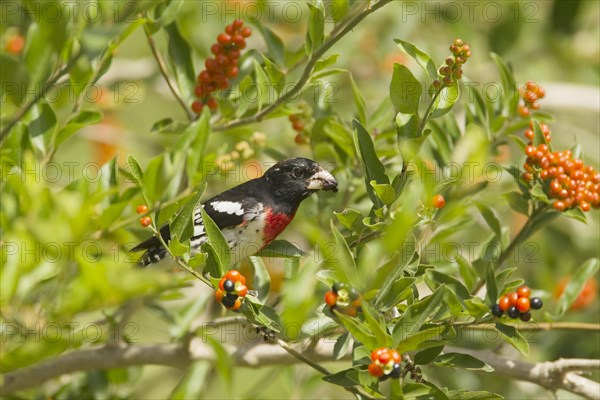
xmin=291 ymin=166 xmax=303 ymax=179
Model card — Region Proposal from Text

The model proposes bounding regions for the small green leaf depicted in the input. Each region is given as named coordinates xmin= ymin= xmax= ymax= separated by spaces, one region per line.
xmin=54 ymin=110 xmax=102 ymax=146
xmin=335 ymin=311 xmax=378 ymax=349
xmin=553 ymin=258 xmax=599 ymax=319
xmin=158 ymin=0 xmax=183 ymax=26
xmin=434 ymin=353 xmax=494 ymax=372
xmin=390 ymin=64 xmax=422 ymax=114
xmin=322 ymin=368 xmax=360 ymax=387
xmin=394 ymin=39 xmax=438 ymax=79
xmin=427 ymin=270 xmax=470 ymax=300
xmin=165 ymin=22 xmax=196 ymax=102
xmin=396 ymin=112 xmax=420 ymax=139
xmin=473 ymin=201 xmax=502 ymax=238
xmin=305 ymin=2 xmax=325 ymax=55
xmin=314 ymin=54 xmax=340 ymax=72
xmin=255 ymin=22 xmax=285 ymax=65
xmin=393 ymin=286 xmax=445 ymax=346
xmin=334 ymin=208 xmax=363 ymax=230
xmin=431 ymin=84 xmax=460 ymax=118
xmin=370 ymin=181 xmax=395 ymax=205
xmin=414 ymin=345 xmax=445 ymax=365
xmin=503 ymin=192 xmax=529 ymax=215
xmin=332 ymin=332 xmax=352 ymax=360
xmin=170 ymin=183 xmax=206 ymax=242
xmin=200 ymin=206 xmax=231 ymax=274
xmin=485 ymin=263 xmax=497 ymax=306
xmin=495 ymin=322 xmax=529 ymax=355
xmin=169 ymin=361 xmax=210 ymax=399
xmin=126 ymin=155 xmax=145 ymax=185
xmin=353 ymin=119 xmax=390 ymax=207
xmin=349 ymin=74 xmax=367 ymax=125
xmin=326 ymin=221 xmax=357 ymax=285
xmin=249 ymin=256 xmax=271 ymax=302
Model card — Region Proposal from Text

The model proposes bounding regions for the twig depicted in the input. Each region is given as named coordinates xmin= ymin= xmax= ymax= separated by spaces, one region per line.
xmin=212 ymin=0 xmax=392 ymax=132
xmin=143 ymin=16 xmax=195 ymax=121
xmin=444 ymin=345 xmax=600 ymax=400
xmin=0 ymin=51 xmax=83 ymax=146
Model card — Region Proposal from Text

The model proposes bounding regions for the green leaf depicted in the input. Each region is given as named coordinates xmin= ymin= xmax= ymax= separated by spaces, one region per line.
xmin=431 ymin=84 xmax=460 ymax=118
xmin=200 ymin=206 xmax=231 ymax=275
xmin=322 ymin=368 xmax=360 ymax=387
xmin=169 ymin=235 xmax=189 ymax=257
xmin=169 ymin=361 xmax=210 ymax=400
xmin=414 ymin=345 xmax=445 ymax=365
xmin=370 ymin=181 xmax=395 ymax=205
xmin=158 ymin=0 xmax=184 ymax=26
xmin=390 ymin=63 xmax=422 ymax=114
xmin=393 ymin=286 xmax=445 ymax=346
xmin=305 ymin=2 xmax=325 ymax=55
xmin=326 ymin=221 xmax=357 ymax=285
xmin=335 ymin=311 xmax=378 ymax=349
xmin=255 ymin=239 xmax=307 ymax=259
xmin=360 ymin=301 xmax=390 ymax=347
xmin=27 ymin=102 xmax=56 ymax=138
xmin=394 ymin=39 xmax=438 ymax=79
xmin=455 ymin=255 xmax=478 ymax=292
xmin=334 ymin=208 xmax=363 ymax=230
xmin=376 ymin=277 xmax=416 ymax=312
xmin=503 ymin=192 xmax=529 ymax=216
xmin=353 ymin=119 xmax=389 ymax=207
xmin=490 ymin=53 xmax=518 ymax=116
xmin=181 ymin=109 xmax=211 ymax=186
xmin=426 ymin=270 xmax=470 ymax=300
xmin=170 ymin=183 xmax=206 ymax=243
xmin=531 ymin=119 xmax=549 ymax=147
xmin=151 ymin=118 xmax=189 ymax=135
xmin=349 ymin=74 xmax=367 ymax=125
xmin=485 ymin=263 xmax=497 ymax=306
xmin=473 ymin=201 xmax=502 ymax=238
xmin=249 ymin=256 xmax=271 ymax=302
xmin=553 ymin=258 xmax=599 ymax=319
xmin=563 ymin=207 xmax=587 ymax=223
xmin=314 ymin=54 xmax=340 ymax=72
xmin=434 ymin=353 xmax=494 ymax=372
xmin=165 ymin=22 xmax=195 ymax=103
xmin=332 ymin=332 xmax=352 ymax=360
xmin=495 ymin=322 xmax=529 ymax=355
xmin=262 ymin=56 xmax=285 ymax=94
xmin=256 ymin=23 xmax=285 ymax=65
xmin=54 ymin=110 xmax=102 ymax=147
xmin=126 ymin=155 xmax=145 ymax=186
xmin=396 ymin=112 xmax=420 ymax=139
xmin=252 ymin=59 xmax=270 ymax=111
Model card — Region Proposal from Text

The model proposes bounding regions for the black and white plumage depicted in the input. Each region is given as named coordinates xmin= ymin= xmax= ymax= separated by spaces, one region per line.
xmin=131 ymin=158 xmax=338 ymax=266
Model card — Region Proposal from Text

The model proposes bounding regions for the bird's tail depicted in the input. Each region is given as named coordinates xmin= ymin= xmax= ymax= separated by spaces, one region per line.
xmin=130 ymin=225 xmax=171 ymax=267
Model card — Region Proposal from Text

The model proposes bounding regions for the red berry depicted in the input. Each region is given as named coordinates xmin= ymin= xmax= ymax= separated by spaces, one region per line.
xmin=368 ymin=363 xmax=384 ymax=378
xmin=498 ymin=295 xmax=510 ymax=312
xmin=215 ymin=289 xmax=225 ymax=303
xmin=371 ymin=348 xmax=385 ymax=361
xmin=194 ymin=85 xmax=204 ymax=97
xmin=378 ymin=351 xmax=391 ymax=364
xmin=507 ymin=292 xmax=519 ymax=306
xmin=325 ymin=291 xmax=337 ymax=307
xmin=191 ymin=100 xmax=204 ymax=114
xmin=140 ymin=216 xmax=152 ymax=227
xmin=391 ymin=350 xmax=401 ymax=363
xmin=516 ymin=286 xmax=531 ymax=299
xmin=237 ymin=284 xmax=248 ymax=298
xmin=292 ymin=120 xmax=304 ymax=132
xmin=233 ymin=19 xmax=244 ymax=30
xmin=225 ymin=24 xmax=234 ymax=35
xmin=198 ymin=70 xmax=211 ymax=83
xmin=294 ymin=134 xmax=306 ymax=144
xmin=206 ymin=97 xmax=218 ymax=110
xmin=432 ymin=194 xmax=445 ymax=208
xmin=217 ymin=33 xmax=232 ymax=45
xmin=226 ymin=66 xmax=239 ymax=78
xmin=240 ymin=27 xmax=252 ymax=37
xmin=225 ymin=270 xmax=246 ymax=285
xmin=211 ymin=44 xmax=224 ymax=54
xmin=136 ymin=204 xmax=148 ymax=214
xmin=553 ymin=200 xmax=566 ymax=211
xmin=228 ymin=49 xmax=241 ymax=60
xmin=216 ymin=54 xmax=229 ymax=66
xmin=516 ymin=297 xmax=530 ymax=313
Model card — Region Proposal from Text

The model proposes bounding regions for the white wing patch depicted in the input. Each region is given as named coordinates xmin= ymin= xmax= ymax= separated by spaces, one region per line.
xmin=210 ymin=201 xmax=245 ymax=216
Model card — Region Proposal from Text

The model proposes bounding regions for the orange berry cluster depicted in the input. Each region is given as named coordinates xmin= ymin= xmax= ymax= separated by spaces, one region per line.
xmin=289 ymin=114 xmax=310 ymax=144
xmin=434 ymin=38 xmax=471 ymax=88
xmin=324 ymin=282 xmax=361 ymax=317
xmin=522 ymin=121 xmax=600 ymax=212
xmin=136 ymin=204 xmax=151 ymax=227
xmin=368 ymin=348 xmax=402 ymax=380
xmin=215 ymin=270 xmax=248 ymax=311
xmin=192 ymin=20 xmax=251 ymax=114
xmin=491 ymin=285 xmax=543 ymax=322
xmin=518 ymin=81 xmax=545 ymax=118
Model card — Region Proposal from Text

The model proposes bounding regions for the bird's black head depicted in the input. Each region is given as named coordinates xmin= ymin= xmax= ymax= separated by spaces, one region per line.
xmin=263 ymin=158 xmax=338 ymax=205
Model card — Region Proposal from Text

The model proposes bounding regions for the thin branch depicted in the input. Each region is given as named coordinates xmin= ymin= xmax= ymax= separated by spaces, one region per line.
xmin=465 ymin=322 xmax=600 ymax=332
xmin=212 ymin=0 xmax=392 ymax=132
xmin=0 ymin=51 xmax=83 ymax=146
xmin=444 ymin=346 xmax=600 ymax=400
xmin=143 ymin=17 xmax=195 ymax=121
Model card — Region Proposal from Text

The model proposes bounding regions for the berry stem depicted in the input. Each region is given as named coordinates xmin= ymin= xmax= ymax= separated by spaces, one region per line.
xmin=212 ymin=0 xmax=392 ymax=132
xmin=143 ymin=15 xmax=195 ymax=121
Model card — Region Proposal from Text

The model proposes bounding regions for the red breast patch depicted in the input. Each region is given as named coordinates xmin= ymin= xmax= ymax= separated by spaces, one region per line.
xmin=262 ymin=208 xmax=295 ymax=246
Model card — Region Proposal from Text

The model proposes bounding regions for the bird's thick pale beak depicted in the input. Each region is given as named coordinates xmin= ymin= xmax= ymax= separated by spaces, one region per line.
xmin=307 ymin=167 xmax=338 ymax=192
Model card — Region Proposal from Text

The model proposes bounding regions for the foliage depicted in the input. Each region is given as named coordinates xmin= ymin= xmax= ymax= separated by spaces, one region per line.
xmin=1 ymin=1 xmax=598 ymax=399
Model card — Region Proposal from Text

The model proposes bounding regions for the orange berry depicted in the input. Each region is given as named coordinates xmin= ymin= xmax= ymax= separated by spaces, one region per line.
xmin=225 ymin=270 xmax=246 ymax=285
xmin=237 ymin=284 xmax=248 ymax=298
xmin=215 ymin=289 xmax=225 ymax=303
xmin=136 ymin=204 xmax=148 ymax=214
xmin=228 ymin=298 xmax=242 ymax=311
xmin=516 ymin=297 xmax=530 ymax=312
xmin=391 ymin=350 xmax=401 ymax=363
xmin=554 ymin=277 xmax=598 ymax=310
xmin=5 ymin=35 xmax=25 ymax=55
xmin=498 ymin=295 xmax=511 ymax=311
xmin=140 ymin=216 xmax=152 ymax=227
xmin=553 ymin=200 xmax=566 ymax=211
xmin=517 ymin=286 xmax=531 ymax=299
xmin=292 ymin=120 xmax=304 ymax=131
xmin=432 ymin=194 xmax=446 ymax=208
xmin=218 ymin=277 xmax=226 ymax=291
xmin=507 ymin=292 xmax=519 ymax=306
xmin=206 ymin=97 xmax=218 ymax=110
xmin=368 ymin=363 xmax=384 ymax=378
xmin=371 ymin=348 xmax=385 ymax=361
xmin=378 ymin=352 xmax=391 ymax=364
xmin=191 ymin=100 xmax=204 ymax=114
xmin=325 ymin=291 xmax=338 ymax=307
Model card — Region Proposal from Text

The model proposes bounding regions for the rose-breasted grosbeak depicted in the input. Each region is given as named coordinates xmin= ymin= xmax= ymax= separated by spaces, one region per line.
xmin=132 ymin=158 xmax=337 ymax=266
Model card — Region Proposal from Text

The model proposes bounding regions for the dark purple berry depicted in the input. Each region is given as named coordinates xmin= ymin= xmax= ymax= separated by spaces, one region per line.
xmin=221 ymin=295 xmax=236 ymax=308
xmin=223 ymin=279 xmax=235 ymax=292
xmin=519 ymin=311 xmax=532 ymax=322
xmin=507 ymin=306 xmax=520 ymax=319
xmin=491 ymin=304 xmax=503 ymax=317
xmin=332 ymin=282 xmax=344 ymax=294
xmin=389 ymin=363 xmax=401 ymax=378
xmin=530 ymin=297 xmax=543 ymax=310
